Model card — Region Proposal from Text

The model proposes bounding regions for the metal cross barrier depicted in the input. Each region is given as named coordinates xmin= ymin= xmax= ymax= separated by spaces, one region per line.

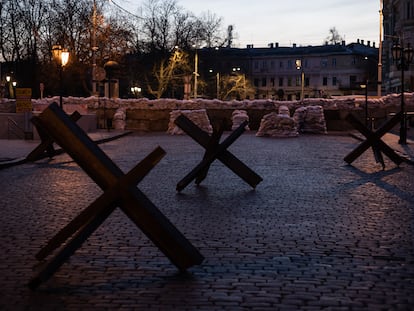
xmin=344 ymin=112 xmax=403 ymax=168
xmin=174 ymin=114 xmax=263 ymax=192
xmin=28 ymin=103 xmax=204 ymax=289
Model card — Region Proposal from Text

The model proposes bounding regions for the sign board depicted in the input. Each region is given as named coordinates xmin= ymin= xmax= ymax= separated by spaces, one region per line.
xmin=16 ymin=88 xmax=32 ymax=113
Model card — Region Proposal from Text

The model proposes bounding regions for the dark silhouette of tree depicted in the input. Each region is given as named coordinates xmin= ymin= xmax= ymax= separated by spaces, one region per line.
xmin=325 ymin=27 xmax=343 ymax=45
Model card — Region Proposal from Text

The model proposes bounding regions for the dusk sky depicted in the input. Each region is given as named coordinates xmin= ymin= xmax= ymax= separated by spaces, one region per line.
xmin=123 ymin=0 xmax=381 ymax=48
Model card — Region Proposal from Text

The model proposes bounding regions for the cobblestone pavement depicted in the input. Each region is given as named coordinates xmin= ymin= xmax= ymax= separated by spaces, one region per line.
xmin=1 ymin=131 xmax=414 ymax=310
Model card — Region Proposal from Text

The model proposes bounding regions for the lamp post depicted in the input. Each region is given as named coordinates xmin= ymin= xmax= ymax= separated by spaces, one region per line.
xmin=295 ymin=59 xmax=305 ymax=101
xmin=193 ymin=46 xmax=199 ymax=99
xmin=360 ymin=83 xmax=369 ymax=127
xmin=52 ymin=45 xmax=70 ymax=109
xmin=12 ymin=81 xmax=17 ymax=99
xmin=209 ymin=69 xmax=220 ymax=99
xmin=5 ymin=75 xmax=11 ymax=98
xmin=391 ymin=41 xmax=413 ymax=144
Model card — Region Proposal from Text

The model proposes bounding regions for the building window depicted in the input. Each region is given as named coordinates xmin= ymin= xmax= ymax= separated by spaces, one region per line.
xmin=296 ymin=77 xmax=301 ymax=86
xmin=279 ymin=77 xmax=283 ymax=86
xmin=321 ymin=59 xmax=328 ymax=67
xmin=288 ymin=60 xmax=292 ymax=69
xmin=270 ymin=61 xmax=275 ymax=69
xmin=279 ymin=61 xmax=283 ymax=68
xmin=350 ymin=75 xmax=357 ymax=87
xmin=288 ymin=78 xmax=292 ymax=86
xmin=262 ymin=78 xmax=267 ymax=87
xmin=332 ymin=58 xmax=337 ymax=67
xmin=305 ymin=77 xmax=310 ymax=87
xmin=323 ymin=77 xmax=328 ymax=86
xmin=254 ymin=61 xmax=259 ymax=70
xmin=254 ymin=78 xmax=260 ymax=87
xmin=332 ymin=77 xmax=337 ymax=86
xmin=270 ymin=77 xmax=275 ymax=87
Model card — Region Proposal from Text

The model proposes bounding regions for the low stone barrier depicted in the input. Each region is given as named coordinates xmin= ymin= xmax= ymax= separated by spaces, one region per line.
xmin=1 ymin=93 xmax=413 ymax=133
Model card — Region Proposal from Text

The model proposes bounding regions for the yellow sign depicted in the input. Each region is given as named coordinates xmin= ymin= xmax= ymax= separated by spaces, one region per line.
xmin=15 ymin=88 xmax=32 ymax=113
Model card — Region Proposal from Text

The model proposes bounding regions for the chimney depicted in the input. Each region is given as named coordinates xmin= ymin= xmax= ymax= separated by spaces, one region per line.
xmin=373 ymin=42 xmax=376 ymax=48
xmin=293 ymin=43 xmax=297 ymax=48
xmin=275 ymin=42 xmax=279 ymax=48
xmin=361 ymin=39 xmax=364 ymax=45
xmin=357 ymin=39 xmax=360 ymax=44
xmin=367 ymin=40 xmax=371 ymax=47
xmin=342 ymin=40 xmax=346 ymax=46
xmin=268 ymin=43 xmax=274 ymax=48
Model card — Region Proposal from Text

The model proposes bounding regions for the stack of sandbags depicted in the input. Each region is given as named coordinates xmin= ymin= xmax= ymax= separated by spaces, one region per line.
xmin=293 ymin=105 xmax=327 ymax=134
xmin=231 ymin=110 xmax=250 ymax=130
xmin=113 ymin=107 xmax=126 ymax=130
xmin=278 ymin=105 xmax=291 ymax=116
xmin=256 ymin=112 xmax=298 ymax=137
xmin=167 ymin=109 xmax=213 ymax=135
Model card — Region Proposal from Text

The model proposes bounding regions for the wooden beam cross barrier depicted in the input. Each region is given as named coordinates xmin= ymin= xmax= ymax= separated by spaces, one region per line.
xmin=344 ymin=112 xmax=403 ymax=168
xmin=174 ymin=114 xmax=263 ymax=192
xmin=28 ymin=103 xmax=203 ymax=289
xmin=26 ymin=111 xmax=82 ymax=161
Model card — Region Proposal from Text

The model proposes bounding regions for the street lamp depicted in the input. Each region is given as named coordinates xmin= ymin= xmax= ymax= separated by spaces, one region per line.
xmin=10 ymin=81 xmax=17 ymax=99
xmin=5 ymin=75 xmax=11 ymax=98
xmin=296 ymin=59 xmax=305 ymax=101
xmin=130 ymin=86 xmax=142 ymax=98
xmin=52 ymin=45 xmax=70 ymax=109
xmin=193 ymin=45 xmax=199 ymax=99
xmin=391 ymin=41 xmax=413 ymax=144
xmin=360 ymin=83 xmax=369 ymax=127
xmin=209 ymin=69 xmax=220 ymax=99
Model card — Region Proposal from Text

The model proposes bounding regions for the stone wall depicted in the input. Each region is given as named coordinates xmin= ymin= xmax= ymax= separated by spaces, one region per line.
xmin=1 ymin=94 xmax=413 ymax=133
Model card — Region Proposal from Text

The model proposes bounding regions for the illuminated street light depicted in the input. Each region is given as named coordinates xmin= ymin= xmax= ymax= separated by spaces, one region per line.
xmin=131 ymin=86 xmax=142 ymax=98
xmin=209 ymin=69 xmax=220 ymax=99
xmin=5 ymin=75 xmax=11 ymax=98
xmin=52 ymin=45 xmax=70 ymax=109
xmin=11 ymin=81 xmax=17 ymax=99
xmin=391 ymin=41 xmax=413 ymax=144
xmin=295 ymin=59 xmax=305 ymax=101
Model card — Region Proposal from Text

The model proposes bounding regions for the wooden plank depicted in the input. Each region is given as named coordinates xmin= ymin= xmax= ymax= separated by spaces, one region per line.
xmin=174 ymin=115 xmax=262 ymax=190
xmin=36 ymin=147 xmax=166 ymax=261
xmin=26 ymin=111 xmax=81 ymax=161
xmin=34 ymin=103 xmax=203 ymax=271
xmin=195 ymin=123 xmax=224 ymax=185
xmin=344 ymin=112 xmax=403 ymax=165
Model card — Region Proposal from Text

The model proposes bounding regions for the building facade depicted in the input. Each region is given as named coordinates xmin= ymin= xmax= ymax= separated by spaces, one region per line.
xmin=199 ymin=41 xmax=378 ymax=100
xmin=383 ymin=0 xmax=414 ymax=93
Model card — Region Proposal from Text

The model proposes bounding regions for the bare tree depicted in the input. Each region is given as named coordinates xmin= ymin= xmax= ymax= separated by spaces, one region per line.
xmin=220 ymin=73 xmax=255 ymax=100
xmin=198 ymin=11 xmax=225 ymax=48
xmin=147 ymin=48 xmax=191 ymax=98
xmin=325 ymin=27 xmax=343 ymax=45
